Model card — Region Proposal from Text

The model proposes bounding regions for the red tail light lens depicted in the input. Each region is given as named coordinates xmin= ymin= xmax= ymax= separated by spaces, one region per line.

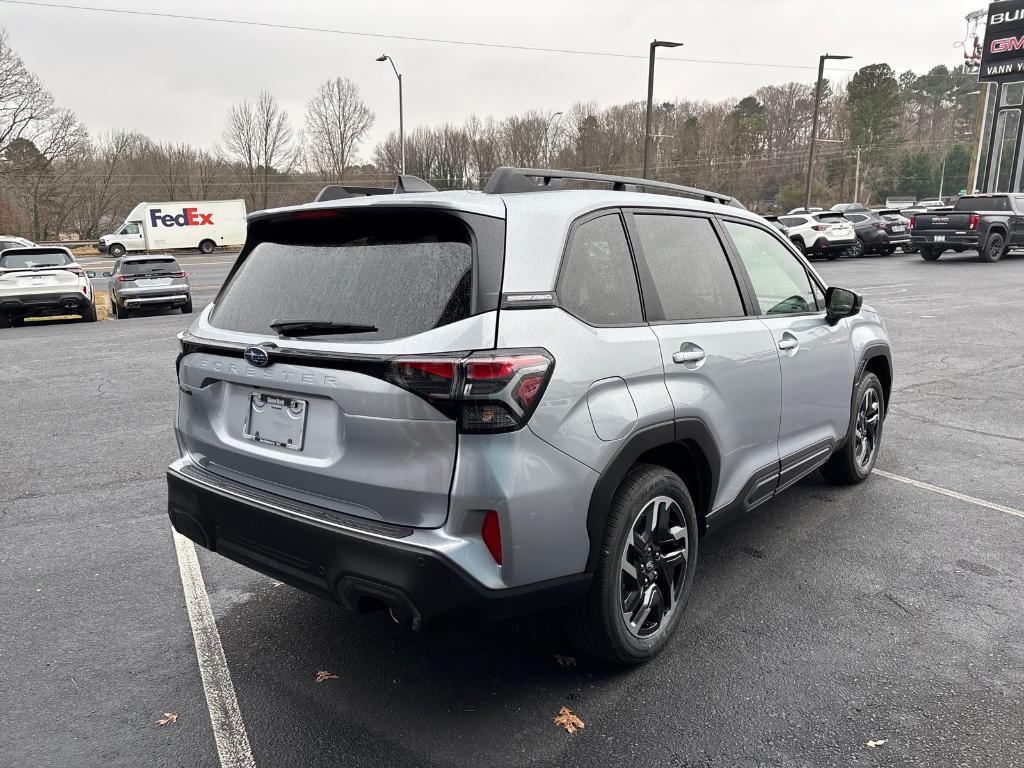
xmin=67 ymin=266 xmax=84 ymax=275
xmin=873 ymin=222 xmax=886 ymax=230
xmin=969 ymin=214 xmax=980 ymax=230
xmin=482 ymin=511 xmax=502 ymax=565
xmin=388 ymin=349 xmax=553 ymax=433
xmin=909 ymin=215 xmax=916 ymax=230
xmin=812 ymin=225 xmax=829 ymax=232
xmin=115 ymin=274 xmax=129 ymax=282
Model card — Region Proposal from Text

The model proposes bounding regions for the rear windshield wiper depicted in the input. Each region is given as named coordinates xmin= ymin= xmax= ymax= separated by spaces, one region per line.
xmin=269 ymin=319 xmax=378 ymax=337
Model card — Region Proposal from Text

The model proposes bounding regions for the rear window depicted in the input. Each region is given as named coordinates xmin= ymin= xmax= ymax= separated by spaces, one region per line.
xmin=120 ymin=259 xmax=179 ymax=275
xmin=0 ymin=251 xmax=72 ymax=269
xmin=954 ymin=197 xmax=1011 ymax=212
xmin=211 ymin=210 xmax=476 ymax=341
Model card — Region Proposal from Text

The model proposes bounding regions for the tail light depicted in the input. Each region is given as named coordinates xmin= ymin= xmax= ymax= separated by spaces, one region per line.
xmin=481 ymin=511 xmax=502 ymax=565
xmin=812 ymin=225 xmax=829 ymax=232
xmin=969 ymin=214 xmax=980 ymax=230
xmin=67 ymin=266 xmax=84 ymax=275
xmin=168 ymin=271 xmax=188 ymax=278
xmin=909 ymin=215 xmax=916 ymax=230
xmin=873 ymin=222 xmax=886 ymax=230
xmin=115 ymin=274 xmax=130 ymax=282
xmin=388 ymin=349 xmax=553 ymax=434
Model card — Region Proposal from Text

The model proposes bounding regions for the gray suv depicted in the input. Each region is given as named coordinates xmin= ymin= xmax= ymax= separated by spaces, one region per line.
xmin=106 ymin=254 xmax=192 ymax=318
xmin=167 ymin=169 xmax=892 ymax=664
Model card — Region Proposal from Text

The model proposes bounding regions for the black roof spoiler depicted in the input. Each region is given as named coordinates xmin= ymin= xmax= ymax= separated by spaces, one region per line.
xmin=483 ymin=167 xmax=744 ymax=208
xmin=875 ymin=208 xmax=902 ymax=215
xmin=812 ymin=211 xmax=846 ymax=220
xmin=762 ymin=214 xmax=780 ymax=222
xmin=312 ymin=175 xmax=438 ymax=202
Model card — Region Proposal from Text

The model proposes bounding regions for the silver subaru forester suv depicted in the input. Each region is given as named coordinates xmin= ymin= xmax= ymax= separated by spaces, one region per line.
xmin=168 ymin=169 xmax=892 ymax=664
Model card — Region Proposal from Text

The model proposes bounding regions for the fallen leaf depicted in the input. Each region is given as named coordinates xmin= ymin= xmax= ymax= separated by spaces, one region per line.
xmin=555 ymin=654 xmax=577 ymax=668
xmin=156 ymin=712 xmax=178 ymax=726
xmin=315 ymin=670 xmax=339 ymax=684
xmin=553 ymin=706 xmax=585 ymax=734
xmin=866 ymin=739 xmax=887 ymax=748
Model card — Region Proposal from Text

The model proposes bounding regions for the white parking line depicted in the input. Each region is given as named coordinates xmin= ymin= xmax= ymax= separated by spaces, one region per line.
xmin=873 ymin=469 xmax=1024 ymax=519
xmin=173 ymin=530 xmax=256 ymax=768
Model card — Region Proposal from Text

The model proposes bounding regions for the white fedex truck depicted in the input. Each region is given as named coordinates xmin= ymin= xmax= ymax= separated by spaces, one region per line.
xmin=97 ymin=199 xmax=247 ymax=257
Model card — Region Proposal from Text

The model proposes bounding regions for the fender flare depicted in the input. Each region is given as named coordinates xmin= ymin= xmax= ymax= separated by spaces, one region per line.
xmin=584 ymin=418 xmax=721 ymax=571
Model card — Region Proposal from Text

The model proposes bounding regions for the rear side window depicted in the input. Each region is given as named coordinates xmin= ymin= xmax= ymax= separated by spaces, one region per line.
xmin=0 ymin=251 xmax=72 ymax=269
xmin=845 ymin=213 xmax=867 ymax=222
xmin=634 ymin=214 xmax=744 ymax=322
xmin=120 ymin=259 xmax=179 ymax=275
xmin=558 ymin=214 xmax=642 ymax=325
xmin=778 ymin=217 xmax=805 ymax=227
xmin=211 ymin=210 xmax=475 ymax=341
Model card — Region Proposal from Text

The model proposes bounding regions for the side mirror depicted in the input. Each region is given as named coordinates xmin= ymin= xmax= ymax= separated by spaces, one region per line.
xmin=825 ymin=286 xmax=862 ymax=325
xmin=86 ymin=270 xmax=96 ymax=278
xmin=101 ymin=271 xmax=112 ymax=277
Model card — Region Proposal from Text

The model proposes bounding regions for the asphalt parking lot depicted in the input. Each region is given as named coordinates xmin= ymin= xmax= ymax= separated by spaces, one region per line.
xmin=1 ymin=249 xmax=1022 ymax=768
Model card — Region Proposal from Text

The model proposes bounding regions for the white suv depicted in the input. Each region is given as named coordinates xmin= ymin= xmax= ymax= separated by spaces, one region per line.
xmin=0 ymin=246 xmax=98 ymax=328
xmin=777 ymin=212 xmax=856 ymax=260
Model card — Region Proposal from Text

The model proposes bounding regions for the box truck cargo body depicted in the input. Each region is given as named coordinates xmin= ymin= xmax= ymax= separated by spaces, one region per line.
xmin=97 ymin=200 xmax=247 ymax=256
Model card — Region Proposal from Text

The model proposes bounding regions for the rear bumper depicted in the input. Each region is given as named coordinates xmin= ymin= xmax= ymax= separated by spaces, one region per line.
xmin=811 ymin=237 xmax=855 ymax=253
xmin=911 ymin=233 xmax=979 ymax=248
xmin=120 ymin=292 xmax=189 ymax=309
xmin=0 ymin=291 xmax=92 ymax=318
xmin=166 ymin=459 xmax=591 ymax=629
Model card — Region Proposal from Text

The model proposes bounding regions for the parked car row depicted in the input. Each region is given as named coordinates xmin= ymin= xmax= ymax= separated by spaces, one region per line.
xmin=0 ymin=243 xmax=194 ymax=328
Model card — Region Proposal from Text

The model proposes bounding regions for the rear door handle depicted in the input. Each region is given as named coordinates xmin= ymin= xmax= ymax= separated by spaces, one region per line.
xmin=672 ymin=343 xmax=706 ymax=365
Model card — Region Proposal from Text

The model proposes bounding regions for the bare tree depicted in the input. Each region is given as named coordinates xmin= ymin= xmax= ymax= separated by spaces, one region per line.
xmin=304 ymin=77 xmax=374 ymax=181
xmin=221 ymin=90 xmax=296 ymax=209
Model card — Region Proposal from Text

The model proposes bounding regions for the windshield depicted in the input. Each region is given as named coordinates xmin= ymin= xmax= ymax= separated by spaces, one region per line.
xmin=954 ymin=197 xmax=1010 ymax=212
xmin=0 ymin=251 xmax=73 ymax=269
xmin=211 ymin=210 xmax=475 ymax=341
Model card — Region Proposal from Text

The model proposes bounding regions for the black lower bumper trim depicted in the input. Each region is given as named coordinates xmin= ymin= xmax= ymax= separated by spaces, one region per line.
xmin=0 ymin=292 xmax=90 ymax=317
xmin=167 ymin=465 xmax=591 ymax=629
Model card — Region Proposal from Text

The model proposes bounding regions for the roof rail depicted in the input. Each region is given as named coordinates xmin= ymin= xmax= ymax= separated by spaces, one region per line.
xmin=482 ymin=167 xmax=744 ymax=208
xmin=312 ymin=175 xmax=438 ymax=203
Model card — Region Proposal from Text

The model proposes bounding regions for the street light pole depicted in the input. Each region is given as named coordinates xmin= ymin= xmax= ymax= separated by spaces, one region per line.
xmin=376 ymin=54 xmax=405 ymax=175
xmin=544 ymin=111 xmax=563 ymax=167
xmin=643 ymin=39 xmax=682 ymax=179
xmin=804 ymin=53 xmax=851 ymax=210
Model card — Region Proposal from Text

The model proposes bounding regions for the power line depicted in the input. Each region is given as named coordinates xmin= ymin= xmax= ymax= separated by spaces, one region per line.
xmin=0 ymin=0 xmax=858 ymax=73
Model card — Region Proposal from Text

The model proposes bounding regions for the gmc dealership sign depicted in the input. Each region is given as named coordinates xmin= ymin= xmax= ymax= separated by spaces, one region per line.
xmin=980 ymin=0 xmax=1024 ymax=82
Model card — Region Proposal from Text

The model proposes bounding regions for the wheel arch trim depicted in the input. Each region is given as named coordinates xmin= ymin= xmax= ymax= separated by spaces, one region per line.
xmin=584 ymin=419 xmax=721 ymax=571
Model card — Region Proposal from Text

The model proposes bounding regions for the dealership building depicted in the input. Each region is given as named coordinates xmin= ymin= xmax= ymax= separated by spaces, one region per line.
xmin=976 ymin=0 xmax=1024 ymax=192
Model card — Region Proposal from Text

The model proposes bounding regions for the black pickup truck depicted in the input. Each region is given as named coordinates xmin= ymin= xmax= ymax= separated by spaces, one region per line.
xmin=910 ymin=193 xmax=1024 ymax=262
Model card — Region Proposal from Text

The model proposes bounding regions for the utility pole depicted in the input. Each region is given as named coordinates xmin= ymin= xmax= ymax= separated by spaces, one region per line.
xmin=643 ymin=39 xmax=683 ymax=179
xmin=805 ymin=53 xmax=852 ymax=210
xmin=853 ymin=147 xmax=862 ymax=204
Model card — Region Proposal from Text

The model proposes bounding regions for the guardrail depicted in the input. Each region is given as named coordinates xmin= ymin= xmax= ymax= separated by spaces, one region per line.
xmin=37 ymin=241 xmax=99 ymax=248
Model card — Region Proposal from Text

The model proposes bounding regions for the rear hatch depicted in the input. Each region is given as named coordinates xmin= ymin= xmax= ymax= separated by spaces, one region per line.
xmin=811 ymin=212 xmax=854 ymax=240
xmin=117 ymin=257 xmax=188 ymax=296
xmin=176 ymin=205 xmax=505 ymax=528
xmin=0 ymin=249 xmax=83 ymax=298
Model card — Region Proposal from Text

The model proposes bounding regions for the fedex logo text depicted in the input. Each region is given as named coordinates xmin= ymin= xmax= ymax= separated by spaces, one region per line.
xmin=150 ymin=207 xmax=215 ymax=227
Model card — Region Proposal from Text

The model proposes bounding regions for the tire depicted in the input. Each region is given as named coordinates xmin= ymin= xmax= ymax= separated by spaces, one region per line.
xmin=979 ymin=232 xmax=1006 ymax=263
xmin=181 ymin=298 xmax=193 ymax=314
xmin=821 ymin=372 xmax=884 ymax=485
xmin=877 ymin=246 xmax=896 ymax=256
xmin=901 ymin=243 xmax=918 ymax=254
xmin=108 ymin=243 xmax=126 ymax=258
xmin=791 ymin=237 xmax=806 ymax=255
xmin=845 ymin=237 xmax=866 ymax=258
xmin=81 ymin=302 xmax=97 ymax=322
xmin=199 ymin=239 xmax=216 ymax=255
xmin=113 ymin=299 xmax=126 ymax=319
xmin=920 ymin=246 xmax=941 ymax=261
xmin=564 ymin=464 xmax=699 ymax=665
xmin=0 ymin=314 xmax=10 ymax=329
xmin=825 ymin=250 xmax=840 ymax=261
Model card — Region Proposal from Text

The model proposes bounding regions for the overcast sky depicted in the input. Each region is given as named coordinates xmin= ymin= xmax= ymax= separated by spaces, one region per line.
xmin=4 ymin=0 xmax=985 ymax=158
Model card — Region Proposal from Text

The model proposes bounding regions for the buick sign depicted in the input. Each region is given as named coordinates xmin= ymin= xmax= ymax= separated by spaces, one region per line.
xmin=244 ymin=346 xmax=270 ymax=367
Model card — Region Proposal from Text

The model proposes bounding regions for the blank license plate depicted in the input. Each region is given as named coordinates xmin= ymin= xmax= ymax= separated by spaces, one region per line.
xmin=243 ymin=393 xmax=307 ymax=450
xmin=137 ymin=278 xmax=172 ymax=286
xmin=933 ymin=234 xmax=945 ymax=242
xmin=892 ymin=225 xmax=905 ymax=232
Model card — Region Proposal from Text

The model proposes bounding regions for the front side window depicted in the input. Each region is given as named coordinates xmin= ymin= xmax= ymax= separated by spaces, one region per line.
xmin=558 ymin=214 xmax=643 ymax=325
xmin=634 ymin=214 xmax=744 ymax=322
xmin=119 ymin=223 xmax=141 ymax=235
xmin=723 ymin=221 xmax=818 ymax=315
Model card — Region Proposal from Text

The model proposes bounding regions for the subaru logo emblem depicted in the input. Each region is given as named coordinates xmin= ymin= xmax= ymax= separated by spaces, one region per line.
xmin=244 ymin=346 xmax=270 ymax=367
